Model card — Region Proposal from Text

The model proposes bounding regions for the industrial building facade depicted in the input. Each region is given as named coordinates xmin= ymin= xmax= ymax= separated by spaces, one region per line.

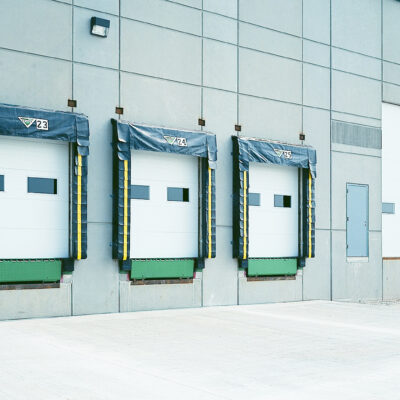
xmin=0 ymin=0 xmax=399 ymax=319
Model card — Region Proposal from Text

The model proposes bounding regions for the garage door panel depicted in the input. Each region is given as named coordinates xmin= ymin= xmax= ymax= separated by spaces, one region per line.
xmin=0 ymin=137 xmax=68 ymax=171
xmin=0 ymin=137 xmax=69 ymax=259
xmin=0 ymin=228 xmax=69 ymax=259
xmin=249 ymin=163 xmax=299 ymax=258
xmin=131 ymin=150 xmax=198 ymax=258
xmin=251 ymin=234 xmax=298 ymax=258
xmin=0 ymin=199 xmax=68 ymax=229
xmin=131 ymin=231 xmax=198 ymax=259
xmin=131 ymin=151 xmax=198 ymax=183
xmin=132 ymin=205 xmax=197 ymax=233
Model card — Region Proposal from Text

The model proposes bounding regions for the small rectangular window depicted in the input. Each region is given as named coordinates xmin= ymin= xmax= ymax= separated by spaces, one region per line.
xmin=131 ymin=185 xmax=150 ymax=200
xmin=167 ymin=187 xmax=189 ymax=202
xmin=28 ymin=177 xmax=57 ymax=194
xmin=274 ymin=194 xmax=291 ymax=208
xmin=0 ymin=175 xmax=3 ymax=191
xmin=382 ymin=202 xmax=395 ymax=214
xmin=248 ymin=193 xmax=260 ymax=206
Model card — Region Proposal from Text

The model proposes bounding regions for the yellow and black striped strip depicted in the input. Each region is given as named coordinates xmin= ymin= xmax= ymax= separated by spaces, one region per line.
xmin=77 ymin=154 xmax=82 ymax=260
xmin=123 ymin=160 xmax=128 ymax=261
xmin=207 ymin=167 xmax=212 ymax=258
xmin=308 ymin=169 xmax=312 ymax=258
xmin=243 ymin=170 xmax=247 ymax=260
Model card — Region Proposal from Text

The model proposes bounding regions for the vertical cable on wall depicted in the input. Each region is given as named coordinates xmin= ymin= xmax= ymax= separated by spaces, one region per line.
xmin=118 ymin=0 xmax=121 ymax=120
xmin=236 ymin=0 xmax=240 ymax=134
xmin=381 ymin=0 xmax=384 ymax=301
xmin=301 ymin=0 xmax=304 ymax=301
xmin=201 ymin=0 xmax=204 ymax=127
xmin=329 ymin=0 xmax=333 ymax=301
xmin=71 ymin=0 xmax=74 ymax=111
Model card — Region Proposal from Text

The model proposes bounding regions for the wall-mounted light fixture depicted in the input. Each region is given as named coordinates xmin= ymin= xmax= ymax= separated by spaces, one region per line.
xmin=90 ymin=17 xmax=110 ymax=38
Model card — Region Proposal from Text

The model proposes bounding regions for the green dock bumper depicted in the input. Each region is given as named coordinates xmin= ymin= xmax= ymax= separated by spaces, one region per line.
xmin=0 ymin=259 xmax=62 ymax=283
xmin=131 ymin=259 xmax=195 ymax=280
xmin=247 ymin=258 xmax=297 ymax=276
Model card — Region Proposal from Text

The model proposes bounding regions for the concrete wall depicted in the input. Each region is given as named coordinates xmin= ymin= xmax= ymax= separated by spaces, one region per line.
xmin=1 ymin=0 xmax=400 ymax=318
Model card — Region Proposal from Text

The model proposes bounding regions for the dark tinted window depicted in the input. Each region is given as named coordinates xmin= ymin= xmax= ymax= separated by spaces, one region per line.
xmin=274 ymin=194 xmax=291 ymax=208
xmin=167 ymin=187 xmax=189 ymax=202
xmin=248 ymin=193 xmax=260 ymax=206
xmin=131 ymin=185 xmax=150 ymax=200
xmin=28 ymin=177 xmax=57 ymax=194
xmin=0 ymin=175 xmax=3 ymax=191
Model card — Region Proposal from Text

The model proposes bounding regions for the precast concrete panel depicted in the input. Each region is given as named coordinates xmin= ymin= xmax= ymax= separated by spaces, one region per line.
xmin=122 ymin=0 xmax=201 ymax=35
xmin=239 ymin=95 xmax=302 ymax=143
xmin=121 ymin=20 xmax=201 ymax=85
xmin=239 ymin=22 xmax=302 ymax=61
xmin=203 ymin=39 xmax=237 ymax=92
xmin=239 ymin=48 xmax=302 ymax=104
xmin=203 ymin=0 xmax=237 ymax=18
xmin=303 ymin=40 xmax=330 ymax=68
xmin=332 ymin=71 xmax=382 ymax=120
xmin=239 ymin=0 xmax=302 ymax=37
xmin=121 ymin=73 xmax=201 ymax=131
xmin=73 ymin=8 xmax=119 ymax=70
xmin=383 ymin=62 xmax=400 ymax=86
xmin=75 ymin=0 xmax=119 ymax=15
xmin=383 ymin=0 xmax=400 ymax=64
xmin=248 ymin=163 xmax=299 ymax=258
xmin=332 ymin=48 xmax=381 ymax=81
xmin=0 ymin=137 xmax=69 ymax=259
xmin=0 ymin=0 xmax=72 ymax=60
xmin=203 ymin=13 xmax=237 ymax=44
xmin=383 ymin=83 xmax=400 ymax=106
xmin=332 ymin=0 xmax=381 ymax=58
xmin=0 ymin=50 xmax=72 ymax=111
xmin=130 ymin=151 xmax=198 ymax=259
xmin=303 ymin=0 xmax=330 ymax=44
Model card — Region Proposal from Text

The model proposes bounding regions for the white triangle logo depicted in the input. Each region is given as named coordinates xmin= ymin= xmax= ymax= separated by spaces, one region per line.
xmin=18 ymin=117 xmax=36 ymax=128
xmin=164 ymin=136 xmax=177 ymax=145
xmin=274 ymin=149 xmax=284 ymax=157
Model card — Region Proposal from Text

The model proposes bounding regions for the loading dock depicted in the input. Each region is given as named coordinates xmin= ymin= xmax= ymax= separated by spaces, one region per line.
xmin=232 ymin=136 xmax=316 ymax=277
xmin=0 ymin=136 xmax=69 ymax=259
xmin=0 ymin=103 xmax=90 ymax=283
xmin=112 ymin=120 xmax=217 ymax=280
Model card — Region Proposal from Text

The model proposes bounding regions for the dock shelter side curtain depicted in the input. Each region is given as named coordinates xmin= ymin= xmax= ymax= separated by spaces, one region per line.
xmin=111 ymin=119 xmax=217 ymax=264
xmin=0 ymin=103 xmax=90 ymax=261
xmin=232 ymin=135 xmax=316 ymax=262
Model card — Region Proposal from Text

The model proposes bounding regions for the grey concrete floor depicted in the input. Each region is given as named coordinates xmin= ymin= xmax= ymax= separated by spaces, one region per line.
xmin=1 ymin=301 xmax=400 ymax=399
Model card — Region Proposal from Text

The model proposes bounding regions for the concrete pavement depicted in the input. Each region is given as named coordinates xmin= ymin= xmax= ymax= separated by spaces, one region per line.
xmin=1 ymin=301 xmax=400 ymax=399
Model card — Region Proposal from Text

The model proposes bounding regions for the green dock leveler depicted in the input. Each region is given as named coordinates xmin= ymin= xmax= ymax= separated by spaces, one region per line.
xmin=131 ymin=259 xmax=195 ymax=280
xmin=0 ymin=259 xmax=62 ymax=283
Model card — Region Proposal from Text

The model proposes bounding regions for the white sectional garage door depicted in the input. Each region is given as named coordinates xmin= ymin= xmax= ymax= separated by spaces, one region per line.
xmin=249 ymin=163 xmax=299 ymax=258
xmin=0 ymin=136 xmax=69 ymax=259
xmin=130 ymin=150 xmax=198 ymax=259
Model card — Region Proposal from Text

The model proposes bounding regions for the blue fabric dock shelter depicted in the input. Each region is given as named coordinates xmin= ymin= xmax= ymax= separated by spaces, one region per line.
xmin=111 ymin=119 xmax=217 ymax=269
xmin=0 ymin=103 xmax=90 ymax=266
xmin=232 ymin=135 xmax=317 ymax=268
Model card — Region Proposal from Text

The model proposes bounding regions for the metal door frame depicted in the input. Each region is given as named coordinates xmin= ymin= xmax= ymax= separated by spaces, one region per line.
xmin=346 ymin=182 xmax=369 ymax=258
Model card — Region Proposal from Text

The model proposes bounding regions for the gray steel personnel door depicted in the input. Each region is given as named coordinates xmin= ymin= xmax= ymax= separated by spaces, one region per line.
xmin=346 ymin=183 xmax=369 ymax=257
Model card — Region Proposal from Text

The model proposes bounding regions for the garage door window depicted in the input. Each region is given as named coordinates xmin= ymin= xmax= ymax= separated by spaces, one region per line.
xmin=248 ymin=193 xmax=260 ymax=206
xmin=167 ymin=187 xmax=189 ymax=202
xmin=274 ymin=194 xmax=291 ymax=208
xmin=131 ymin=185 xmax=150 ymax=200
xmin=28 ymin=177 xmax=57 ymax=194
xmin=0 ymin=175 xmax=4 ymax=191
